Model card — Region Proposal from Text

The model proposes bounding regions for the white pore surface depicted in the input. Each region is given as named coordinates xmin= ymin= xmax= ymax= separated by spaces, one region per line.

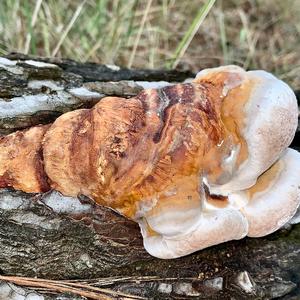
xmin=142 ymin=209 xmax=248 ymax=259
xmin=144 ymin=202 xmax=202 ymax=237
xmin=235 ymin=148 xmax=300 ymax=237
xmin=205 ymin=68 xmax=298 ymax=196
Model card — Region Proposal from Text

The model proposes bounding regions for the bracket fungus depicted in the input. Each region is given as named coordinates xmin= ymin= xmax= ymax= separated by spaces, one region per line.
xmin=0 ymin=65 xmax=299 ymax=259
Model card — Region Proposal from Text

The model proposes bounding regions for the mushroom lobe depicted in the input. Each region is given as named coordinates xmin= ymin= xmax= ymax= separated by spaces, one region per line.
xmin=0 ymin=65 xmax=299 ymax=259
xmin=232 ymin=148 xmax=300 ymax=237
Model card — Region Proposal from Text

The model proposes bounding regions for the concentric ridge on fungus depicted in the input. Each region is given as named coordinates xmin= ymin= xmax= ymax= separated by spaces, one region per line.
xmin=1 ymin=65 xmax=300 ymax=259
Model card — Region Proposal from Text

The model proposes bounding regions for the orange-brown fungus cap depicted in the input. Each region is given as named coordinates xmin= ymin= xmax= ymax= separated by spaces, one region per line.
xmin=1 ymin=65 xmax=299 ymax=260
xmin=0 ymin=125 xmax=50 ymax=193
xmin=43 ymin=82 xmax=230 ymax=218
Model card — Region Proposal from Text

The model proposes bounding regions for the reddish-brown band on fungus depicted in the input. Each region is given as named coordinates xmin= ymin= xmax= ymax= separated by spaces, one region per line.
xmin=0 ymin=125 xmax=50 ymax=193
xmin=42 ymin=81 xmax=236 ymax=218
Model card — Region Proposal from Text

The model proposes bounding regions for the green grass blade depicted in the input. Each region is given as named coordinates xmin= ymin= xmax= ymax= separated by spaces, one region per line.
xmin=218 ymin=11 xmax=229 ymax=64
xmin=166 ymin=0 xmax=216 ymax=69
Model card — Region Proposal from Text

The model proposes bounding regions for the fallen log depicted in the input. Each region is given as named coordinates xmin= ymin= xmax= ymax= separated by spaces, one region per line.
xmin=0 ymin=53 xmax=300 ymax=299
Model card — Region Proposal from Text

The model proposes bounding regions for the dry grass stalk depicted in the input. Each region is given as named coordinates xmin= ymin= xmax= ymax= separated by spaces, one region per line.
xmin=0 ymin=275 xmax=146 ymax=300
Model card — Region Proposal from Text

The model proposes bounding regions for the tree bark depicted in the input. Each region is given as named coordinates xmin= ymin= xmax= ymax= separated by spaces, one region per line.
xmin=0 ymin=53 xmax=300 ymax=300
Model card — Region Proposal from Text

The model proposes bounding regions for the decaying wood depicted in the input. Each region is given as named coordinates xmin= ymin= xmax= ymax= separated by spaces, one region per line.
xmin=0 ymin=53 xmax=300 ymax=299
xmin=0 ymin=54 xmax=190 ymax=135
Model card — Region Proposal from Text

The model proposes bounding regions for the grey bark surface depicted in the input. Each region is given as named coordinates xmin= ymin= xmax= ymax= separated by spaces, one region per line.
xmin=0 ymin=53 xmax=300 ymax=299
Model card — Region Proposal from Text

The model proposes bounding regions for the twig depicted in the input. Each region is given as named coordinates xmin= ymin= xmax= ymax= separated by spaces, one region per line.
xmin=0 ymin=275 xmax=145 ymax=300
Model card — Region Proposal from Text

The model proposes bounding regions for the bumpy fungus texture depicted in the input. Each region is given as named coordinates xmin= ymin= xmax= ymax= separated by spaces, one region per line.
xmin=1 ymin=65 xmax=300 ymax=259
